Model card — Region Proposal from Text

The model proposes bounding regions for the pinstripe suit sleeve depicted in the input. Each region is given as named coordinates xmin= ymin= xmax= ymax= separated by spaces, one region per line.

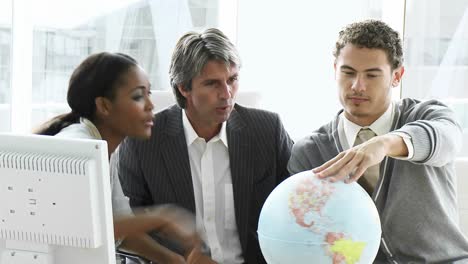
xmin=275 ymin=113 xmax=294 ymax=183
xmin=232 ymin=106 xmax=293 ymax=264
xmin=115 ymin=138 xmax=153 ymax=207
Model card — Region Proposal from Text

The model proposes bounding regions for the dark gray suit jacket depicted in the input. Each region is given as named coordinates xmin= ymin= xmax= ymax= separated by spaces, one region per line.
xmin=116 ymin=104 xmax=293 ymax=263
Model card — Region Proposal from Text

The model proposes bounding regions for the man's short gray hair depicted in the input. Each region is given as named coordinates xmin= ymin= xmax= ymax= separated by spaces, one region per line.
xmin=169 ymin=28 xmax=241 ymax=108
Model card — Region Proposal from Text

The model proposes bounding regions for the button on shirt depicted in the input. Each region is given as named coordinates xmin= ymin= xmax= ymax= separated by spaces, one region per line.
xmin=338 ymin=102 xmax=414 ymax=192
xmin=182 ymin=111 xmax=243 ymax=264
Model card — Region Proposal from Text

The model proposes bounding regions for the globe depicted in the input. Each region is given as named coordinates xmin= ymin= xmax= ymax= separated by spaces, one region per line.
xmin=258 ymin=170 xmax=381 ymax=264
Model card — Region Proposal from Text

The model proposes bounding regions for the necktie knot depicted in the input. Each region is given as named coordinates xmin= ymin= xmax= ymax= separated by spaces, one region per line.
xmin=354 ymin=128 xmax=377 ymax=146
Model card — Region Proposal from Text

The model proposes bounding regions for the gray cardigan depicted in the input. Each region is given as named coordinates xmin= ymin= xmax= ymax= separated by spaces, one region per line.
xmin=288 ymin=98 xmax=468 ymax=263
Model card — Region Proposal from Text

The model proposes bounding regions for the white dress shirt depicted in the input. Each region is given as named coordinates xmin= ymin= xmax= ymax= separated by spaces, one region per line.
xmin=182 ymin=111 xmax=244 ymax=264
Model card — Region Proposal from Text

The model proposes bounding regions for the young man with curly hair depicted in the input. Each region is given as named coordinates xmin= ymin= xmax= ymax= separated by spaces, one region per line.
xmin=288 ymin=20 xmax=468 ymax=263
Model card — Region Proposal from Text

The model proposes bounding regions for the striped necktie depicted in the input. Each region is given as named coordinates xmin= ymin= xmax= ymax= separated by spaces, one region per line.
xmin=353 ymin=128 xmax=379 ymax=195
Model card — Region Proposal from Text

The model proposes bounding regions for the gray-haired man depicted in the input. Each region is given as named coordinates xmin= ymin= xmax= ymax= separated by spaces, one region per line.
xmin=114 ymin=28 xmax=293 ymax=263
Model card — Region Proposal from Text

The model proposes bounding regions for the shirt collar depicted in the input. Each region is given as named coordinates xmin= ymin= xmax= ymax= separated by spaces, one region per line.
xmin=80 ymin=117 xmax=102 ymax=139
xmin=182 ymin=110 xmax=228 ymax=148
xmin=341 ymin=101 xmax=394 ymax=147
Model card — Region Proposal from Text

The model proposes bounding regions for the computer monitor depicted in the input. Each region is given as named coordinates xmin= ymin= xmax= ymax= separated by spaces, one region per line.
xmin=0 ymin=134 xmax=116 ymax=264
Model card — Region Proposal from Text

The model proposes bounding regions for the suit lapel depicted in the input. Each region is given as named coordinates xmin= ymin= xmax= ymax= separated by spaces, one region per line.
xmin=227 ymin=107 xmax=255 ymax=252
xmin=160 ymin=106 xmax=196 ymax=212
xmin=159 ymin=105 xmax=255 ymax=250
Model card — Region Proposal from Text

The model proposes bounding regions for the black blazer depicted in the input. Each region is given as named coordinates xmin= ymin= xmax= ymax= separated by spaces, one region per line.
xmin=116 ymin=104 xmax=293 ymax=263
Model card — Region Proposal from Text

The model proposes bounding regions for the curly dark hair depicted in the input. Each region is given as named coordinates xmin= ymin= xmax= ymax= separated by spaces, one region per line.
xmin=333 ymin=20 xmax=403 ymax=69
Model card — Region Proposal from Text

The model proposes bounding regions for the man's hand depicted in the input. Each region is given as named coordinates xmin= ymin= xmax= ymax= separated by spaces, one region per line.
xmin=146 ymin=204 xmax=201 ymax=253
xmin=115 ymin=204 xmax=198 ymax=243
xmin=114 ymin=204 xmax=202 ymax=259
xmin=313 ymin=134 xmax=407 ymax=183
xmin=114 ymin=204 xmax=203 ymax=264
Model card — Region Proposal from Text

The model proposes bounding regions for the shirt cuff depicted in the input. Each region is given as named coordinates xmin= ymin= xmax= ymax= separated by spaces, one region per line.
xmin=389 ymin=132 xmax=414 ymax=160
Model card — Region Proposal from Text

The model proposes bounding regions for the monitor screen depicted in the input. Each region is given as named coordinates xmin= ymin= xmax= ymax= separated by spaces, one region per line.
xmin=0 ymin=134 xmax=116 ymax=264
